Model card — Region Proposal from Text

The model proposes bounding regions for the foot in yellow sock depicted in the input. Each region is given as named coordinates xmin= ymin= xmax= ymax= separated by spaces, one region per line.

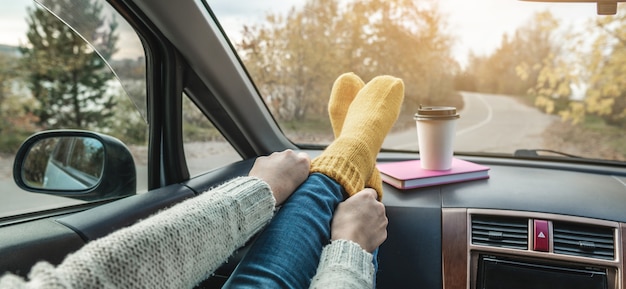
xmin=311 ymin=75 xmax=404 ymax=200
xmin=327 ymin=73 xmax=385 ymax=199
xmin=328 ymin=72 xmax=364 ymax=137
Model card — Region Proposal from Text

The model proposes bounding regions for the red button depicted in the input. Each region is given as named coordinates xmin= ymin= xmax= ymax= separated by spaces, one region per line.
xmin=534 ymin=220 xmax=549 ymax=252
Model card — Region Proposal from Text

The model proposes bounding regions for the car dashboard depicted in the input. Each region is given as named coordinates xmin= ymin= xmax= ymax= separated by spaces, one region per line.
xmin=376 ymin=152 xmax=626 ymax=288
xmin=2 ymin=151 xmax=625 ymax=289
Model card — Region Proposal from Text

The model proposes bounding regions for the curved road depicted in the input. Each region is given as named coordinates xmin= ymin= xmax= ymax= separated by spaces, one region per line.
xmin=383 ymin=92 xmax=558 ymax=154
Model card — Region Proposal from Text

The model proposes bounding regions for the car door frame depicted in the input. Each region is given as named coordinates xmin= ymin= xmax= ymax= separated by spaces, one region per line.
xmin=0 ymin=0 xmax=292 ymax=279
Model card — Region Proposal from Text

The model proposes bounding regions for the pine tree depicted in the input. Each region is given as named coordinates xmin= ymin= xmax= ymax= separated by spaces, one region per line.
xmin=19 ymin=0 xmax=118 ymax=129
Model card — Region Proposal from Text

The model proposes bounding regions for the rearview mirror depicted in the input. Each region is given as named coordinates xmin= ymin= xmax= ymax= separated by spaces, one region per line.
xmin=14 ymin=130 xmax=136 ymax=201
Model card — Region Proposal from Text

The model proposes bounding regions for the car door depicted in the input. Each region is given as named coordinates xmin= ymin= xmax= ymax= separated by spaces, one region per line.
xmin=0 ymin=0 xmax=255 ymax=284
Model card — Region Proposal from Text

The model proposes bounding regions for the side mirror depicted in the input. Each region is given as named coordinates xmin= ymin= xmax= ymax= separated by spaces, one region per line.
xmin=13 ymin=130 xmax=136 ymax=201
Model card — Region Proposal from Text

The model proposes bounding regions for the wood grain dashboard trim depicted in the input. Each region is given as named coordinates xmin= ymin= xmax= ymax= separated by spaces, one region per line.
xmin=442 ymin=208 xmax=468 ymax=289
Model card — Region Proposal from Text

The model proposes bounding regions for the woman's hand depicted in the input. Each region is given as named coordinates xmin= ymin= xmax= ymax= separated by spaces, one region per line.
xmin=248 ymin=149 xmax=310 ymax=206
xmin=330 ymin=189 xmax=388 ymax=252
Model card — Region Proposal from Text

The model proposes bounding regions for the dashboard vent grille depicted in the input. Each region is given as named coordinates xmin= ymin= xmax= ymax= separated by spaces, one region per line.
xmin=553 ymin=222 xmax=615 ymax=260
xmin=471 ymin=215 xmax=528 ymax=250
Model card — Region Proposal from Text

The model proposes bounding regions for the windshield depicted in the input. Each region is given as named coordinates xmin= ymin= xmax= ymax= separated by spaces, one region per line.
xmin=208 ymin=0 xmax=626 ymax=163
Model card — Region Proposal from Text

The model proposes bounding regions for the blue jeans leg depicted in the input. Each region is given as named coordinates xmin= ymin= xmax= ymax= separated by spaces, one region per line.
xmin=222 ymin=173 xmax=343 ymax=288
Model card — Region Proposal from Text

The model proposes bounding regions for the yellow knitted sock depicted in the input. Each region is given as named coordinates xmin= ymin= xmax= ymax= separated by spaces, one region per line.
xmin=327 ymin=73 xmax=385 ymax=199
xmin=328 ymin=73 xmax=364 ymax=138
xmin=311 ymin=75 xmax=404 ymax=199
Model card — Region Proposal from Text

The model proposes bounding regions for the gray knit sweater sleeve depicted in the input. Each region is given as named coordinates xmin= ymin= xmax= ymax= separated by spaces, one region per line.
xmin=0 ymin=176 xmax=374 ymax=288
xmin=310 ymin=240 xmax=375 ymax=289
xmin=0 ymin=176 xmax=275 ymax=289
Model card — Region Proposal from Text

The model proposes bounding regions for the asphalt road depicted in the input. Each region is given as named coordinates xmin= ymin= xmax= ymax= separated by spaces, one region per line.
xmin=383 ymin=92 xmax=558 ymax=154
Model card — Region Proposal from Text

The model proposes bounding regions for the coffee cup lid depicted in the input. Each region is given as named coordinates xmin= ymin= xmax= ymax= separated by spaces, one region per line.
xmin=414 ymin=106 xmax=459 ymax=120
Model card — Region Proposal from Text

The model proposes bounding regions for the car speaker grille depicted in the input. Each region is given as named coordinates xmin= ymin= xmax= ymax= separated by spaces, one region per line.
xmin=553 ymin=221 xmax=615 ymax=260
xmin=471 ymin=215 xmax=528 ymax=250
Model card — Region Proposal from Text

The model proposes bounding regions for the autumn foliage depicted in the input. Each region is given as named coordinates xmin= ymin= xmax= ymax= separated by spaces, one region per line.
xmin=457 ymin=8 xmax=626 ymax=129
xmin=235 ymin=0 xmax=458 ymax=123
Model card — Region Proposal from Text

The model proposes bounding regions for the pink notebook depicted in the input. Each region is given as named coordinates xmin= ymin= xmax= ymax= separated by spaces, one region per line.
xmin=376 ymin=158 xmax=490 ymax=190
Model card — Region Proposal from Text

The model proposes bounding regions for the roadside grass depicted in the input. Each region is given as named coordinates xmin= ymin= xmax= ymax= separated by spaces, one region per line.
xmin=0 ymin=129 xmax=33 ymax=154
xmin=542 ymin=115 xmax=626 ymax=161
xmin=514 ymin=93 xmax=535 ymax=107
xmin=183 ymin=123 xmax=224 ymax=142
xmin=505 ymin=94 xmax=625 ymax=161
xmin=281 ymin=118 xmax=334 ymax=144
xmin=581 ymin=116 xmax=626 ymax=160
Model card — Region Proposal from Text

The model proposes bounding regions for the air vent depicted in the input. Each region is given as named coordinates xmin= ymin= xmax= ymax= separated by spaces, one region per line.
xmin=553 ymin=222 xmax=615 ymax=260
xmin=471 ymin=215 xmax=528 ymax=250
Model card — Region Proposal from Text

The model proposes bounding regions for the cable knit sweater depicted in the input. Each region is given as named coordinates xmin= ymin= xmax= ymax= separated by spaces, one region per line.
xmin=0 ymin=176 xmax=374 ymax=288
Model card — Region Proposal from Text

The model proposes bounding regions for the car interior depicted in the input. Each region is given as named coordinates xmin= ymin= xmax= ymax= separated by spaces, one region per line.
xmin=1 ymin=0 xmax=626 ymax=288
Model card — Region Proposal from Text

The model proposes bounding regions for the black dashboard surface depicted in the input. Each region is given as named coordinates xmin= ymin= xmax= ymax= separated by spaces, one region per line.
xmin=376 ymin=154 xmax=626 ymax=288
xmin=380 ymin=155 xmax=626 ymax=223
xmin=3 ymin=152 xmax=624 ymax=289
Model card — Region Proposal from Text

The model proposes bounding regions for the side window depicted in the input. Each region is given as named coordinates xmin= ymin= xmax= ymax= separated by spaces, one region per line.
xmin=182 ymin=94 xmax=241 ymax=177
xmin=0 ymin=0 xmax=147 ymax=218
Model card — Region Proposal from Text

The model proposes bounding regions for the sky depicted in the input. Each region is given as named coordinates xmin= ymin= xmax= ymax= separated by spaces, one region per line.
xmin=0 ymin=0 xmax=142 ymax=60
xmin=0 ymin=0 xmax=604 ymax=64
xmin=0 ymin=1 xmax=31 ymax=46
xmin=438 ymin=0 xmax=598 ymax=65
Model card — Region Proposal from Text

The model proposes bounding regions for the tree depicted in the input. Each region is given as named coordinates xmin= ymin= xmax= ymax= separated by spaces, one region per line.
xmin=573 ymin=8 xmax=626 ymax=126
xmin=517 ymin=7 xmax=626 ymax=127
xmin=0 ymin=52 xmax=15 ymax=108
xmin=512 ymin=11 xmax=579 ymax=117
xmin=238 ymin=0 xmax=345 ymax=121
xmin=19 ymin=0 xmax=118 ymax=129
xmin=237 ymin=0 xmax=455 ymax=122
xmin=460 ymin=11 xmax=566 ymax=99
xmin=349 ymin=0 xmax=456 ymax=105
xmin=0 ymin=49 xmax=41 ymax=153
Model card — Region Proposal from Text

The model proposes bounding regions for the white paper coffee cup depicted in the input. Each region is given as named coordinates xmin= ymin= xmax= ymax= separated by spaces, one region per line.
xmin=415 ymin=106 xmax=460 ymax=170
